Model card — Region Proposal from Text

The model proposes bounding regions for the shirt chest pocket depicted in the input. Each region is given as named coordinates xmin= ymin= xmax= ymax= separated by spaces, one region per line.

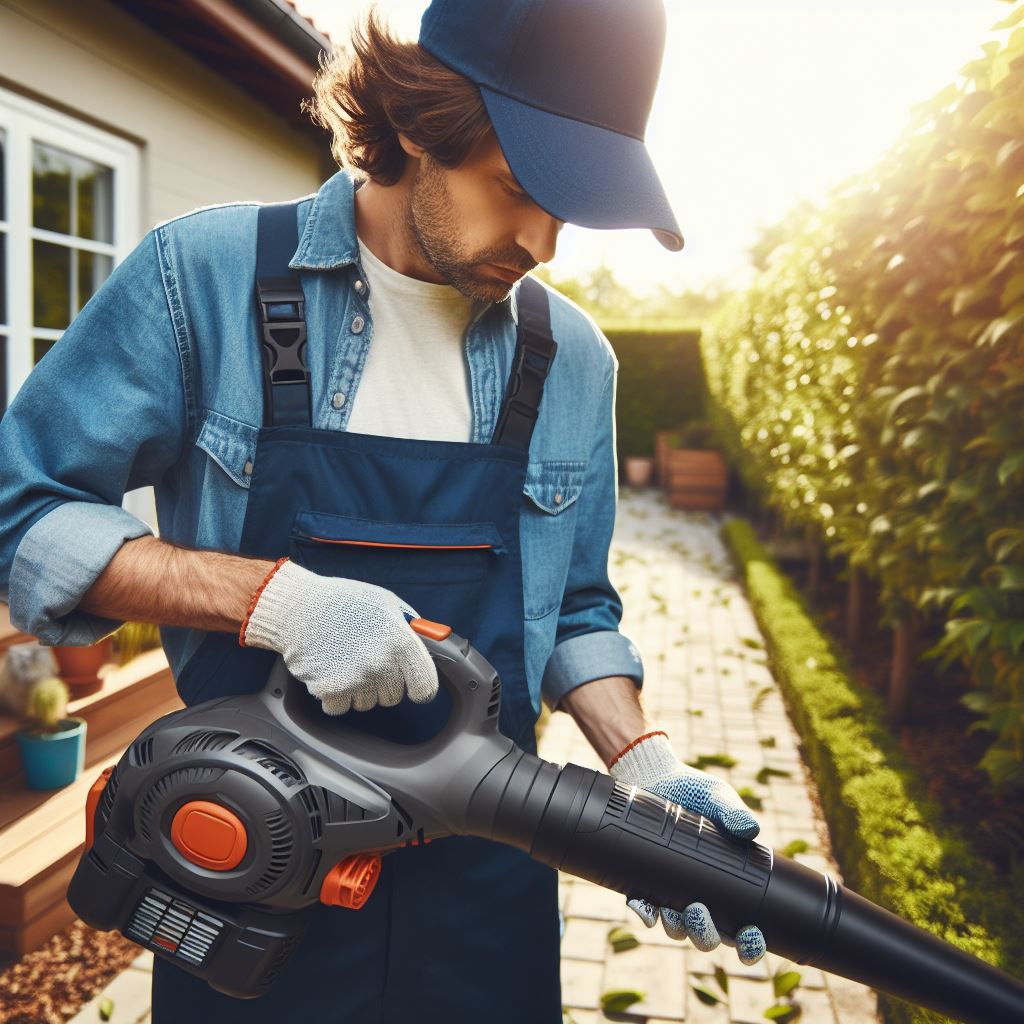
xmin=520 ymin=459 xmax=586 ymax=620
xmin=194 ymin=409 xmax=259 ymax=488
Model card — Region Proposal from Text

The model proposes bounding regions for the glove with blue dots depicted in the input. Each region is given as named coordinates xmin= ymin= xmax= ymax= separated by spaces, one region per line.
xmin=609 ymin=731 xmax=767 ymax=965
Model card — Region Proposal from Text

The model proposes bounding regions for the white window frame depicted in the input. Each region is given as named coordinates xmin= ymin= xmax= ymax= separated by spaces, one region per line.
xmin=0 ymin=84 xmax=140 ymax=406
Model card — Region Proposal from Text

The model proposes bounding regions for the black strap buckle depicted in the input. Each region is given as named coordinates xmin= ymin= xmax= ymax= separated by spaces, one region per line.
xmin=257 ymin=278 xmax=308 ymax=384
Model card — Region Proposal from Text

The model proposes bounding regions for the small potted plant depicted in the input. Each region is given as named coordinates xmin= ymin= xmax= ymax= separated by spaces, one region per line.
xmin=15 ymin=675 xmax=87 ymax=790
xmin=664 ymin=420 xmax=729 ymax=510
xmin=622 ymin=453 xmax=655 ymax=488
xmin=53 ymin=634 xmax=115 ymax=694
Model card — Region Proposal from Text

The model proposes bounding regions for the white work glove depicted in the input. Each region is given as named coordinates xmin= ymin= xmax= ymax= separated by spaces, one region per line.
xmin=609 ymin=731 xmax=767 ymax=966
xmin=240 ymin=558 xmax=438 ymax=715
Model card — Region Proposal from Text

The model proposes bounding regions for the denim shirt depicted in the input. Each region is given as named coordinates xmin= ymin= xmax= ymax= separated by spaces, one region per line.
xmin=0 ymin=170 xmax=643 ymax=715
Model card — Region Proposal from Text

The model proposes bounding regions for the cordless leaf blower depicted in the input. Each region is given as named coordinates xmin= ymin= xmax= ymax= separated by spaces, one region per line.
xmin=67 ymin=619 xmax=1024 ymax=1023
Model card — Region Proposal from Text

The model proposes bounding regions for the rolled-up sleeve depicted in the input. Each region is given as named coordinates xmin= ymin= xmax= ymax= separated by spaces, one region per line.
xmin=541 ymin=356 xmax=644 ymax=710
xmin=0 ymin=229 xmax=187 ymax=645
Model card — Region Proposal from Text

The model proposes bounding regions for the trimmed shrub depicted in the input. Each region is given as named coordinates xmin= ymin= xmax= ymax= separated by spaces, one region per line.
xmin=603 ymin=326 xmax=706 ymax=460
xmin=723 ymin=517 xmax=1024 ymax=1024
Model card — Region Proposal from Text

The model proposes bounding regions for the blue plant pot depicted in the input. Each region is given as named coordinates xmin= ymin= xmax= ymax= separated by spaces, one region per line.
xmin=16 ymin=717 xmax=87 ymax=790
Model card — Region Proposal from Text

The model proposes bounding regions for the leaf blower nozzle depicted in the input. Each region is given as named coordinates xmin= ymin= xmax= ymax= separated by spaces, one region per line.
xmin=68 ymin=622 xmax=1024 ymax=1023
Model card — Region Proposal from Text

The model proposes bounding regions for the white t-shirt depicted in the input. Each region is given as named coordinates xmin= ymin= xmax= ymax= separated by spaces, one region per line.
xmin=345 ymin=237 xmax=478 ymax=442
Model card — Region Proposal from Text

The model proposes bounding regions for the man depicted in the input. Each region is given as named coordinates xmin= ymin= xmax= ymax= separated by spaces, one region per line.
xmin=0 ymin=0 xmax=765 ymax=1020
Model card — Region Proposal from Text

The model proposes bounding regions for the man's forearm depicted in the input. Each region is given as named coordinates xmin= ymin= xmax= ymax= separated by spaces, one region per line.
xmin=78 ymin=535 xmax=274 ymax=634
xmin=557 ymin=675 xmax=652 ymax=768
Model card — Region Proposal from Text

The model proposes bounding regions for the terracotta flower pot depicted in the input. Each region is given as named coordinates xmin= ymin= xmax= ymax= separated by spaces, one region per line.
xmin=665 ymin=449 xmax=728 ymax=510
xmin=623 ymin=456 xmax=654 ymax=488
xmin=53 ymin=636 xmax=115 ymax=692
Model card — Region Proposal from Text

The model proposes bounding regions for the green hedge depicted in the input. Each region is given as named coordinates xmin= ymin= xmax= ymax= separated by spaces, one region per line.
xmin=722 ymin=517 xmax=1024 ymax=1024
xmin=703 ymin=4 xmax=1024 ymax=786
xmin=603 ymin=325 xmax=705 ymax=459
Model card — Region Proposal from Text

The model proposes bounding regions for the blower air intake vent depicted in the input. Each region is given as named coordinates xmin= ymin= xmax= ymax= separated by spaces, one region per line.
xmin=233 ymin=740 xmax=305 ymax=787
xmin=245 ymin=810 xmax=295 ymax=897
xmin=130 ymin=736 xmax=155 ymax=766
xmin=298 ymin=786 xmax=323 ymax=842
xmin=98 ymin=763 xmax=120 ymax=823
xmin=174 ymin=730 xmax=239 ymax=754
xmin=487 ymin=678 xmax=501 ymax=717
xmin=126 ymin=887 xmax=223 ymax=968
xmin=137 ymin=767 xmax=221 ymax=842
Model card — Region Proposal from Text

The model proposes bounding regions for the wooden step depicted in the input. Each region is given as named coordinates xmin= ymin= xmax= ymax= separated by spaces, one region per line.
xmin=0 ymin=648 xmax=183 ymax=957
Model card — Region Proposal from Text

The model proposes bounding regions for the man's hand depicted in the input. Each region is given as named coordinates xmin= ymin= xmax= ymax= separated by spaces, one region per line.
xmin=609 ymin=731 xmax=767 ymax=965
xmin=241 ymin=558 xmax=438 ymax=714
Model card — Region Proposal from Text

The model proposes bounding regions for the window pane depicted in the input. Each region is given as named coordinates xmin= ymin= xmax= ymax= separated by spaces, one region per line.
xmin=34 ymin=239 xmax=71 ymax=330
xmin=33 ymin=144 xmax=70 ymax=235
xmin=78 ymin=249 xmax=112 ymax=312
xmin=0 ymin=335 xmax=6 ymax=418
xmin=77 ymin=163 xmax=113 ymax=243
xmin=33 ymin=337 xmax=57 ymax=365
xmin=33 ymin=142 xmax=113 ymax=242
xmin=0 ymin=128 xmax=6 ymax=223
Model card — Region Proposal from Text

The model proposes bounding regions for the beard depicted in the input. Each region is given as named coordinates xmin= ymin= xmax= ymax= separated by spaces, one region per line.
xmin=405 ymin=155 xmax=534 ymax=303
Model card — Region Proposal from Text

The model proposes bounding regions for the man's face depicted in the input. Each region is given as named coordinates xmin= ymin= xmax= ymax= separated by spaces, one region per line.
xmin=404 ymin=135 xmax=563 ymax=302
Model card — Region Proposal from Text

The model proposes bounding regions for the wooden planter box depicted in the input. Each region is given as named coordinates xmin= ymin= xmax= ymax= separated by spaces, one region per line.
xmin=665 ymin=449 xmax=728 ymax=510
xmin=654 ymin=430 xmax=681 ymax=487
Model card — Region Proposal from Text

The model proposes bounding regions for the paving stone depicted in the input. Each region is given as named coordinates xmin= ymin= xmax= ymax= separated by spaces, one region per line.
xmin=603 ymin=942 xmax=687 ymax=1020
xmin=68 ymin=961 xmax=154 ymax=1024
xmin=724 ymin=975 xmax=778 ymax=1023
xmin=560 ymin=958 xmax=605 ymax=1010
xmin=565 ymin=881 xmax=632 ymax=921
xmin=131 ymin=950 xmax=154 ymax=972
xmin=561 ymin=916 xmax=617 ymax=961
xmin=687 ymin=948 xmax=770 ymax=981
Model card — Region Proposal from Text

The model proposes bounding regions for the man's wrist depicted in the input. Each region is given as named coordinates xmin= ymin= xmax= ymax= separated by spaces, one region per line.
xmin=79 ymin=535 xmax=277 ymax=634
xmin=557 ymin=674 xmax=651 ymax=768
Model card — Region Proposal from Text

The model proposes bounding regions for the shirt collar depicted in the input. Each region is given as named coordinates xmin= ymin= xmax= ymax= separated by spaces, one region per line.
xmin=288 ymin=168 xmax=519 ymax=325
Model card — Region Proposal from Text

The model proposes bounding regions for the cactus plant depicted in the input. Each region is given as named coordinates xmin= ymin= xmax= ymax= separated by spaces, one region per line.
xmin=24 ymin=675 xmax=70 ymax=736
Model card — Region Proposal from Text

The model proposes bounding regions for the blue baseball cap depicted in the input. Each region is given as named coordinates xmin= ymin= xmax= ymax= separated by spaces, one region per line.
xmin=419 ymin=0 xmax=684 ymax=252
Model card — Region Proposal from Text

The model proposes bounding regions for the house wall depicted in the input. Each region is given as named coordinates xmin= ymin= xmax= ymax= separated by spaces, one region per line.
xmin=0 ymin=0 xmax=333 ymax=232
xmin=0 ymin=0 xmax=336 ymax=529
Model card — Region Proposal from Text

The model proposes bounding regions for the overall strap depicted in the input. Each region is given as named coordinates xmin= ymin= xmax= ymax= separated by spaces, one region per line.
xmin=491 ymin=276 xmax=557 ymax=451
xmin=255 ymin=202 xmax=312 ymax=427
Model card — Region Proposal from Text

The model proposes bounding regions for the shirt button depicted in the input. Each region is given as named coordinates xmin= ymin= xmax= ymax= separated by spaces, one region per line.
xmin=351 ymin=315 xmax=365 ymax=334
xmin=554 ymin=491 xmax=563 ymax=505
xmin=331 ymin=392 xmax=346 ymax=409
xmin=243 ymin=460 xmax=254 ymax=476
xmin=354 ymin=279 xmax=366 ymax=294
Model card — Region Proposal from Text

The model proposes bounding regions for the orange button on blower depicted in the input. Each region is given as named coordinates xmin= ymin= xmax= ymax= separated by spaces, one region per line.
xmin=408 ymin=617 xmax=452 ymax=641
xmin=171 ymin=800 xmax=248 ymax=871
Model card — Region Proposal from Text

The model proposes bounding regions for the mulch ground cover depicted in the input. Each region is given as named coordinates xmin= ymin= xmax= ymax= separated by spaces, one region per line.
xmin=0 ymin=918 xmax=142 ymax=1023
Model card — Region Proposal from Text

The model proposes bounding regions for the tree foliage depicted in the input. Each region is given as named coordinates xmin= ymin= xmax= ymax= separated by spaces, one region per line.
xmin=703 ymin=4 xmax=1024 ymax=788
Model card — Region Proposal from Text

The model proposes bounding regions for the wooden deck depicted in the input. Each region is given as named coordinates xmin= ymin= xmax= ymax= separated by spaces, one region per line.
xmin=0 ymin=616 xmax=183 ymax=958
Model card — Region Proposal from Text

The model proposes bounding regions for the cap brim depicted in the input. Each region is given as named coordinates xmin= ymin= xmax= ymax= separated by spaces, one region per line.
xmin=481 ymin=87 xmax=684 ymax=252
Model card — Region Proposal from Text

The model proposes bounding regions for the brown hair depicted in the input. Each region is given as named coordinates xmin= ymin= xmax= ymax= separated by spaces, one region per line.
xmin=304 ymin=7 xmax=494 ymax=185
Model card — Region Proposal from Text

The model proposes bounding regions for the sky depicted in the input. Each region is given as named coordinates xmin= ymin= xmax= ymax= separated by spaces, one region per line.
xmin=293 ymin=1 xmax=1010 ymax=296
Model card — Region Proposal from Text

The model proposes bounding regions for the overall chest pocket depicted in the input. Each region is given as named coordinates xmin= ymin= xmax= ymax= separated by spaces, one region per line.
xmin=290 ymin=510 xmax=507 ymax=636
xmin=520 ymin=460 xmax=586 ymax=620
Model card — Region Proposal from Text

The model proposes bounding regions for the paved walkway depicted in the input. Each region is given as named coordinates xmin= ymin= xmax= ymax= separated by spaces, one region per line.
xmin=69 ymin=488 xmax=879 ymax=1024
xmin=540 ymin=488 xmax=879 ymax=1023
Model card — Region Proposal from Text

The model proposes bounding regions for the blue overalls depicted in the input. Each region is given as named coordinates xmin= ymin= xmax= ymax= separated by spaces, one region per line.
xmin=151 ymin=202 xmax=563 ymax=1022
